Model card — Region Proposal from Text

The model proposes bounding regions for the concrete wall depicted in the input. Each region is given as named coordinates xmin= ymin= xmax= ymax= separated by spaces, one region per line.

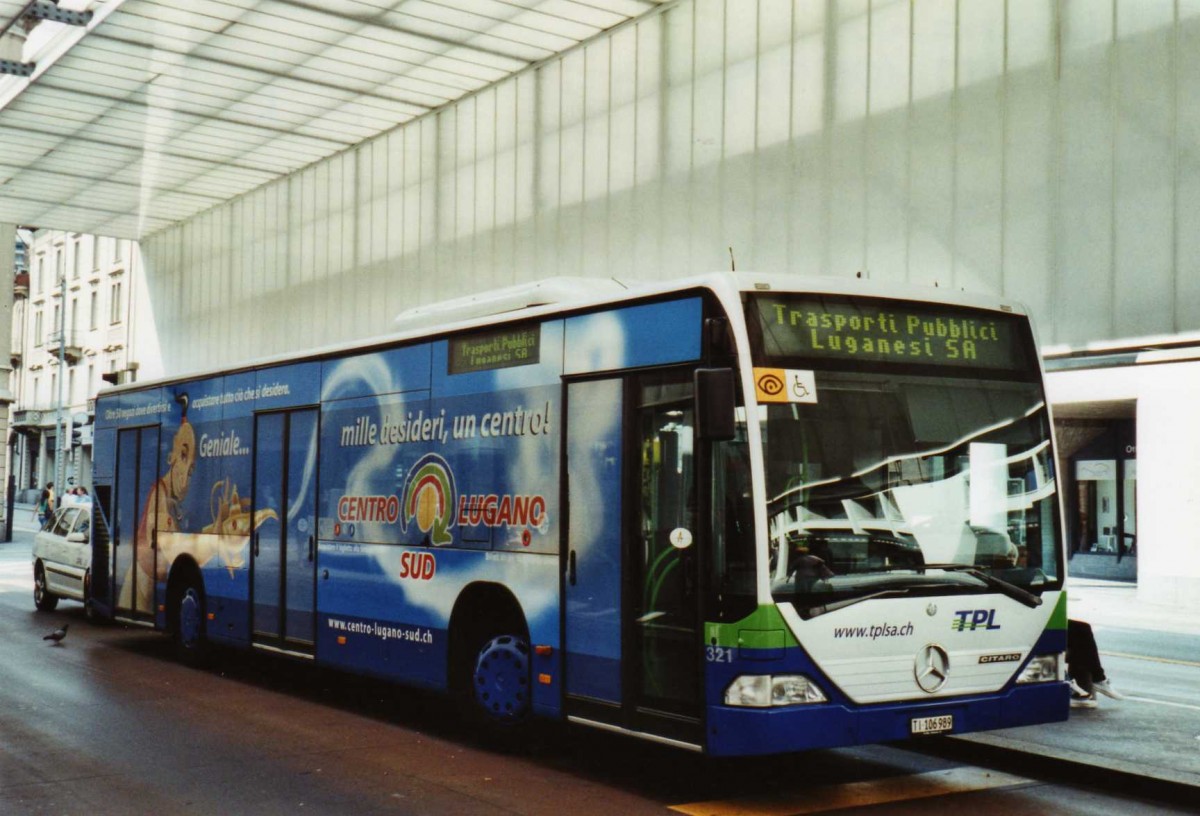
xmin=1136 ymin=366 xmax=1200 ymax=610
xmin=134 ymin=1 xmax=1200 ymax=604
xmin=1051 ymin=360 xmax=1200 ymax=610
xmin=140 ymin=0 xmax=1200 ymax=373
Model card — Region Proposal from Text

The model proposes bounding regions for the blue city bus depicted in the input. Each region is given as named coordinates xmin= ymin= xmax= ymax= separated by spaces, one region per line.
xmin=87 ymin=273 xmax=1068 ymax=755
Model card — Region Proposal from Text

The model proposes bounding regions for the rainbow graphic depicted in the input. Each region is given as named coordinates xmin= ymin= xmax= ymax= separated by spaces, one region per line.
xmin=400 ymin=453 xmax=457 ymax=546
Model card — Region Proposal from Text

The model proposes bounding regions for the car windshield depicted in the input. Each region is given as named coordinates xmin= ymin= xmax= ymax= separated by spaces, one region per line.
xmin=46 ymin=507 xmax=75 ymax=537
xmin=763 ymin=370 xmax=1062 ymax=608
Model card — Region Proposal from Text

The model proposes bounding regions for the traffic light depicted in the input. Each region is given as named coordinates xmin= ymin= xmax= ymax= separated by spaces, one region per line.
xmin=71 ymin=426 xmax=83 ymax=448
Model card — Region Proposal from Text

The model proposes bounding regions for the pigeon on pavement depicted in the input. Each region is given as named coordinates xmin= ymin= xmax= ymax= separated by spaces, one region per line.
xmin=43 ymin=624 xmax=69 ymax=644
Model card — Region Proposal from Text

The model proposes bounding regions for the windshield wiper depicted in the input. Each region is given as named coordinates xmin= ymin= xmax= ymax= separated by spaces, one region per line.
xmin=800 ymin=588 xmax=914 ymax=620
xmin=924 ymin=563 xmax=1043 ymax=609
xmin=796 ymin=565 xmax=1042 ymax=619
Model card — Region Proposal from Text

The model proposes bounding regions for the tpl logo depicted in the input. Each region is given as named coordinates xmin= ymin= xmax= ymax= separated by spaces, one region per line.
xmin=951 ymin=609 xmax=1001 ymax=631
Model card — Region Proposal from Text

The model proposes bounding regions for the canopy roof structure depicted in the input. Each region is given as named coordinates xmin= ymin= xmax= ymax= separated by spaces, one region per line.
xmin=0 ymin=0 xmax=664 ymax=240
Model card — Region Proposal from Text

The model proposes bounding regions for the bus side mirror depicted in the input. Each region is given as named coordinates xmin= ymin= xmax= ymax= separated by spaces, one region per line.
xmin=695 ymin=368 xmax=736 ymax=441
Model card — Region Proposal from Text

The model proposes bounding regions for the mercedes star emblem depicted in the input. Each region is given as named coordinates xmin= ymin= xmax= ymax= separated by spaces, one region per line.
xmin=914 ymin=643 xmax=951 ymax=693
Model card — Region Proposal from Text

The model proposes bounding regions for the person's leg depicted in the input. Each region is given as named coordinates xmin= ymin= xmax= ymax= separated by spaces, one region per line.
xmin=1067 ymin=619 xmax=1101 ymax=694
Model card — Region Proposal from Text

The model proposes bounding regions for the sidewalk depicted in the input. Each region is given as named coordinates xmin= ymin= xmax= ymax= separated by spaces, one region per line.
xmin=6 ymin=502 xmax=45 ymax=535
xmin=954 ymin=578 xmax=1200 ymax=795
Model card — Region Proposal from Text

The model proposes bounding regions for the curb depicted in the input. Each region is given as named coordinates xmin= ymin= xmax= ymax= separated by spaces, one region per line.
xmin=909 ymin=733 xmax=1200 ymax=807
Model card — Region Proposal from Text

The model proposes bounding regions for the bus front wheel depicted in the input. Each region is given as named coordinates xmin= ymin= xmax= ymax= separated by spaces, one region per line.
xmin=452 ymin=614 xmax=533 ymax=738
xmin=470 ymin=633 xmax=532 ymax=727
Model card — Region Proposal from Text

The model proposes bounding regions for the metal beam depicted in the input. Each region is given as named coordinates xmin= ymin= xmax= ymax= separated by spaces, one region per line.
xmin=26 ymin=3 xmax=93 ymax=27
xmin=0 ymin=59 xmax=34 ymax=76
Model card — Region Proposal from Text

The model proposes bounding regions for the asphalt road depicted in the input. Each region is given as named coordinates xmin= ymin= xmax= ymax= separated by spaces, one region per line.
xmin=0 ymin=533 xmax=1194 ymax=815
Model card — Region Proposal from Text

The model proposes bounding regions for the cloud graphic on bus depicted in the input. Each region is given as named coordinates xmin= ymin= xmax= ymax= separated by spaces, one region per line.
xmin=400 ymin=453 xmax=456 ymax=546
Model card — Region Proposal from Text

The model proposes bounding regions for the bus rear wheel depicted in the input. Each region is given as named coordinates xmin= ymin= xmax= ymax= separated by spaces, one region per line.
xmin=173 ymin=579 xmax=209 ymax=666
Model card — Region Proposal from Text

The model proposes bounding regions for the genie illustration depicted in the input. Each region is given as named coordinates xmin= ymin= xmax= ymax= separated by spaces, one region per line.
xmin=118 ymin=394 xmax=277 ymax=613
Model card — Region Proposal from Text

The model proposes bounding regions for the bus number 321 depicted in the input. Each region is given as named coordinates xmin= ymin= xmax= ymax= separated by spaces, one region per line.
xmin=706 ymin=645 xmax=734 ymax=663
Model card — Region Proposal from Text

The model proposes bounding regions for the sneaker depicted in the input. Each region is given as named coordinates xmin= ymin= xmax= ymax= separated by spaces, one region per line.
xmin=1093 ymin=679 xmax=1124 ymax=700
xmin=1069 ymin=678 xmax=1090 ymax=697
xmin=1070 ymin=692 xmax=1098 ymax=709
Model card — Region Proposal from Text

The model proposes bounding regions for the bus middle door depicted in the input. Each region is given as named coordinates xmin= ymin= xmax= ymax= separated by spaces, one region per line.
xmin=564 ymin=373 xmax=702 ymax=746
xmin=252 ymin=408 xmax=318 ymax=654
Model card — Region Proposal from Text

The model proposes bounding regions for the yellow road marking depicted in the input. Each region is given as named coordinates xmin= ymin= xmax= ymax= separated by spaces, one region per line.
xmin=670 ymin=767 xmax=1032 ymax=816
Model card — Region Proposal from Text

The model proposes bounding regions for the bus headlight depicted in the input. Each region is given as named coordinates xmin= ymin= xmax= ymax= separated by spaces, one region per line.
xmin=1016 ymin=653 xmax=1062 ymax=684
xmin=724 ymin=674 xmax=828 ymax=707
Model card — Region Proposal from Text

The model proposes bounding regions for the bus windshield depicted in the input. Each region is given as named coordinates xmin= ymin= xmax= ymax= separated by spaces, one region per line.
xmin=746 ymin=294 xmax=1061 ymax=611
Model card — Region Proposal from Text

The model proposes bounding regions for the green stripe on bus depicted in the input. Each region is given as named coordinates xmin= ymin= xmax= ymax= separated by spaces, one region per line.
xmin=1046 ymin=591 xmax=1067 ymax=630
xmin=704 ymin=605 xmax=798 ymax=650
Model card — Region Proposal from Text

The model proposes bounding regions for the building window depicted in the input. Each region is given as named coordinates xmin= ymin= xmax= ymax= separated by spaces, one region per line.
xmin=35 ymin=254 xmax=44 ymax=293
xmin=70 ymin=297 xmax=78 ymax=339
xmin=113 ymin=238 xmax=122 ymax=264
xmin=33 ymin=311 xmax=43 ymax=347
xmin=89 ymin=291 xmax=98 ymax=330
xmin=87 ymin=364 xmax=95 ymax=396
xmin=55 ymin=249 xmax=63 ymax=283
xmin=72 ymin=238 xmax=81 ymax=278
xmin=109 ymin=281 xmax=123 ymax=324
xmin=1062 ymin=419 xmax=1138 ymax=573
xmin=68 ymin=369 xmax=76 ymax=405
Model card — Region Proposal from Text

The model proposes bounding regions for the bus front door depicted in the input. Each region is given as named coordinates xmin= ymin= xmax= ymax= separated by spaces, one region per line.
xmin=564 ymin=374 xmax=702 ymax=746
xmin=252 ymin=409 xmax=318 ymax=653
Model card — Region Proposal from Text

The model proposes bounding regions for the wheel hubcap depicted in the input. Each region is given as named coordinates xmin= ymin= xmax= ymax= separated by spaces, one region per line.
xmin=473 ymin=635 xmax=530 ymax=723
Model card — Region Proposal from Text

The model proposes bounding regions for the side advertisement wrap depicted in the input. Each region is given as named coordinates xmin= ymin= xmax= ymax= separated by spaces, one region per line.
xmin=314 ymin=342 xmax=563 ymax=706
xmin=99 ymin=326 xmax=570 ymax=705
xmin=320 ymin=384 xmax=559 ymax=555
xmin=108 ymin=363 xmax=319 ymax=639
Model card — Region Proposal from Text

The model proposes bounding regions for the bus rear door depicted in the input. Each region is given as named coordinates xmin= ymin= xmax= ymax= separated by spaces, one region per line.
xmin=112 ymin=425 xmax=160 ymax=621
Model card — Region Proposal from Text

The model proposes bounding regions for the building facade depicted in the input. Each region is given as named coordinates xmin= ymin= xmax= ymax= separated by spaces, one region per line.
xmin=10 ymin=230 xmax=151 ymax=500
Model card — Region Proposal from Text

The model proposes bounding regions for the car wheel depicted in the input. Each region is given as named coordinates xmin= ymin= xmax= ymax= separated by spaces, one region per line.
xmin=83 ymin=571 xmax=97 ymax=620
xmin=34 ymin=562 xmax=59 ymax=612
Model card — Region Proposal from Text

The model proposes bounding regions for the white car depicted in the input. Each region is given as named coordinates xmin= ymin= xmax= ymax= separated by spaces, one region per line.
xmin=32 ymin=503 xmax=93 ymax=615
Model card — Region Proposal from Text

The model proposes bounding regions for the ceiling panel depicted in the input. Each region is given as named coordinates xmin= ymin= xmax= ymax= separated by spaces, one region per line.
xmin=0 ymin=0 xmax=666 ymax=239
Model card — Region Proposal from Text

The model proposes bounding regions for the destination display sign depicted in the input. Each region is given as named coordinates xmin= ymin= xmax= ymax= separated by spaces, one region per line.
xmin=449 ymin=325 xmax=541 ymax=374
xmin=750 ymin=295 xmax=1028 ymax=370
